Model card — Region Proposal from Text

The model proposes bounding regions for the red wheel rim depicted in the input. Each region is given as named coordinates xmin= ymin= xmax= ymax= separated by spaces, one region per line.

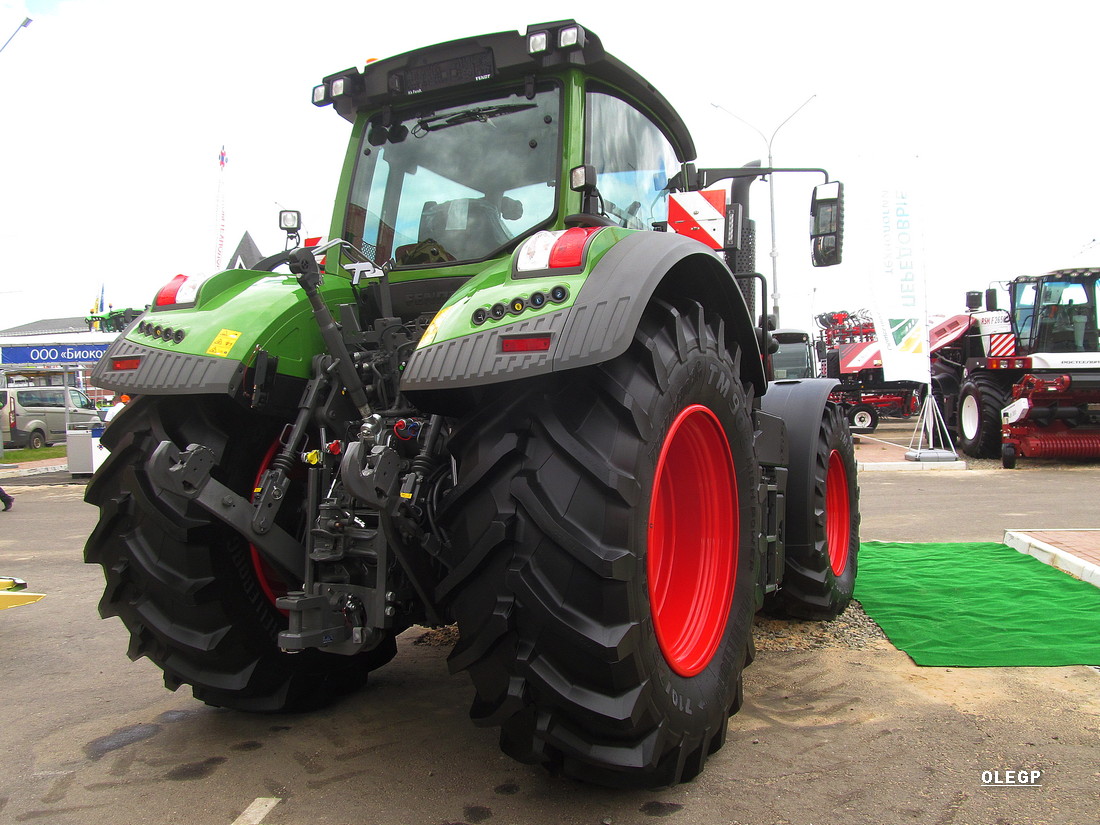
xmin=647 ymin=405 xmax=737 ymax=678
xmin=825 ymin=449 xmax=851 ymax=577
xmin=250 ymin=439 xmax=290 ymax=610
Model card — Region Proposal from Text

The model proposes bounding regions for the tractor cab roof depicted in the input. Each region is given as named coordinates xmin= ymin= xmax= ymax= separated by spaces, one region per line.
xmin=312 ymin=20 xmax=697 ymax=163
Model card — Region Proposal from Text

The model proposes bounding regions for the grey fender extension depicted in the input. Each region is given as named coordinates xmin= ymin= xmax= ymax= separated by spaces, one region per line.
xmin=401 ymin=232 xmax=764 ymax=392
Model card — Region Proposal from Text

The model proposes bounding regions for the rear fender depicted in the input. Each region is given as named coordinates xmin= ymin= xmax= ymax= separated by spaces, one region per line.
xmin=91 ymin=270 xmax=354 ymax=397
xmin=401 ymin=231 xmax=765 ymax=395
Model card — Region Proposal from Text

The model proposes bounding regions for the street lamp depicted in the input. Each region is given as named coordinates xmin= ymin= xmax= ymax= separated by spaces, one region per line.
xmin=0 ymin=17 xmax=31 ymax=57
xmin=713 ymin=95 xmax=816 ymax=326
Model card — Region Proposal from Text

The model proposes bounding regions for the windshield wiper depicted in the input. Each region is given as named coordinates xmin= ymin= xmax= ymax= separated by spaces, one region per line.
xmin=413 ymin=103 xmax=537 ymax=135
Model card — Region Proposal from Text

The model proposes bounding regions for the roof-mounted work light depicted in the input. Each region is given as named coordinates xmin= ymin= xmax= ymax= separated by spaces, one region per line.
xmin=312 ymin=71 xmax=359 ymax=107
xmin=558 ymin=25 xmax=586 ymax=49
xmin=527 ymin=31 xmax=549 ymax=54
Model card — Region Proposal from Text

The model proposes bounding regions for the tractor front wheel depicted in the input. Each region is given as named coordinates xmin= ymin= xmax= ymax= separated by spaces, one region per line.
xmin=770 ymin=403 xmax=860 ymax=620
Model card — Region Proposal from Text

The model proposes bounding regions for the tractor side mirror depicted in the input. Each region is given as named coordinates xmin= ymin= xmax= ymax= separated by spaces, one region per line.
xmin=810 ymin=181 xmax=843 ymax=267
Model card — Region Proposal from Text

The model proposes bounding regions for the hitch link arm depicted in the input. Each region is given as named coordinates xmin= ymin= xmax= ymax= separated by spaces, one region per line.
xmin=147 ymin=441 xmax=306 ymax=584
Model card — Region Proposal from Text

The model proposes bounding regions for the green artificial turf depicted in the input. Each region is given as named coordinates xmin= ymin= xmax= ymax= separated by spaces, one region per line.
xmin=854 ymin=541 xmax=1100 ymax=667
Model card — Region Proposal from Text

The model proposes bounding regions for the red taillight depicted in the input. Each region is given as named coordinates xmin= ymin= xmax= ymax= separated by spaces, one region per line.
xmin=547 ymin=227 xmax=602 ymax=269
xmin=516 ymin=227 xmax=604 ymax=273
xmin=501 ymin=335 xmax=552 ymax=353
xmin=110 ymin=357 xmax=142 ymax=371
xmin=154 ymin=274 xmax=189 ymax=307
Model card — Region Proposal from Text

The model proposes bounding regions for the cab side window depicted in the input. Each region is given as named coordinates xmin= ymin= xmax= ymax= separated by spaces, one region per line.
xmin=585 ymin=88 xmax=679 ymax=231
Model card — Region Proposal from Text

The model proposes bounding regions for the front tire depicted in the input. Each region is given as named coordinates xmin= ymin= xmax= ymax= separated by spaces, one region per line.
xmin=770 ymin=403 xmax=860 ymax=620
xmin=439 ymin=299 xmax=757 ymax=788
xmin=84 ymin=395 xmax=387 ymax=711
xmin=957 ymin=375 xmax=1008 ymax=458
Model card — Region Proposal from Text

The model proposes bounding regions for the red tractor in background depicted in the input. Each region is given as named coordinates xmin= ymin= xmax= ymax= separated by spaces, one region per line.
xmin=930 ymin=270 xmax=1100 ymax=467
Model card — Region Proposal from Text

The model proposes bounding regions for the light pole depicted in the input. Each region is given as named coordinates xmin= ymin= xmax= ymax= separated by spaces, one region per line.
xmin=713 ymin=95 xmax=816 ymax=326
xmin=0 ymin=17 xmax=31 ymax=57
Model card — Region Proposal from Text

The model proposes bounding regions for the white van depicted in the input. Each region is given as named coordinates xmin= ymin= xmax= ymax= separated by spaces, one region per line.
xmin=1 ymin=386 xmax=103 ymax=449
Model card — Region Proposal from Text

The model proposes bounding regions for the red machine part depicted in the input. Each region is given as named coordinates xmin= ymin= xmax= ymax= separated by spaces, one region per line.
xmin=1011 ymin=373 xmax=1071 ymax=398
xmin=1005 ymin=421 xmax=1100 ymax=459
xmin=1002 ymin=373 xmax=1100 ymax=462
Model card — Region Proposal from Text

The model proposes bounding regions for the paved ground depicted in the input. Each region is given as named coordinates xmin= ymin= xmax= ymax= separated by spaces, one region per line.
xmin=1 ymin=430 xmax=1098 ymax=825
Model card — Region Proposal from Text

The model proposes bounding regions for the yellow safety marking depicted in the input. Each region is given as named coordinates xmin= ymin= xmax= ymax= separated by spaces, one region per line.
xmin=0 ymin=591 xmax=45 ymax=609
xmin=206 ymin=329 xmax=243 ymax=357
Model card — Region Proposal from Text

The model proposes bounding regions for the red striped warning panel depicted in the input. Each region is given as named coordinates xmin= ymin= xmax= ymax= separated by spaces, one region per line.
xmin=668 ymin=190 xmax=726 ymax=249
xmin=988 ymin=332 xmax=1016 ymax=357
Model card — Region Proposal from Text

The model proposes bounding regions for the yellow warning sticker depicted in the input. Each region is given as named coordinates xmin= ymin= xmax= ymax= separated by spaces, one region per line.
xmin=207 ymin=329 xmax=242 ymax=357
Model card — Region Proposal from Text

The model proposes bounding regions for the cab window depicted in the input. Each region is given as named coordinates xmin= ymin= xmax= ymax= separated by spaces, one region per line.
xmin=344 ymin=85 xmax=561 ymax=266
xmin=585 ymin=88 xmax=679 ymax=230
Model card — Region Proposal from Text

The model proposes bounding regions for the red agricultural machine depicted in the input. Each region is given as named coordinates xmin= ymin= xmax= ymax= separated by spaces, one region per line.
xmin=930 ymin=270 xmax=1100 ymax=467
xmin=814 ymin=309 xmax=922 ymax=430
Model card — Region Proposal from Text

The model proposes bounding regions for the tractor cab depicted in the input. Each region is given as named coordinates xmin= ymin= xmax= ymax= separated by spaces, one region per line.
xmin=310 ymin=20 xmax=842 ymax=332
xmin=314 ymin=22 xmax=691 ymax=284
xmin=771 ymin=329 xmax=816 ymax=379
xmin=1011 ymin=269 xmax=1100 ymax=355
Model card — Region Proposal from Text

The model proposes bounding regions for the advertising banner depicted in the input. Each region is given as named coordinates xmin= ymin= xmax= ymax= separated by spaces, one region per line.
xmin=872 ymin=189 xmax=931 ymax=384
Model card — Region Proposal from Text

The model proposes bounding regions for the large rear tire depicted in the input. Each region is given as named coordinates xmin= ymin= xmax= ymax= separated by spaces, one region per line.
xmin=956 ymin=374 xmax=1008 ymax=458
xmin=770 ymin=403 xmax=860 ymax=620
xmin=84 ymin=395 xmax=391 ymax=711
xmin=438 ymin=299 xmax=758 ymax=788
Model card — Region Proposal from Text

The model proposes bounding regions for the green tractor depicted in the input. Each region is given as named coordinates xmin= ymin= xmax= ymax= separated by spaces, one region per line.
xmin=85 ymin=20 xmax=858 ymax=788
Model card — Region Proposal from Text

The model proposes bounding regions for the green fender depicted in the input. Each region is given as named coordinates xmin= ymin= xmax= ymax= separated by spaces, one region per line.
xmin=401 ymin=231 xmax=765 ymax=395
xmin=90 ymin=269 xmax=354 ymax=396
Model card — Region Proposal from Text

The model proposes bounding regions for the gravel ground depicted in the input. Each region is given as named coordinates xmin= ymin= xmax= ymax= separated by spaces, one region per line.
xmin=415 ymin=601 xmax=890 ymax=652
xmin=752 ymin=599 xmax=889 ymax=651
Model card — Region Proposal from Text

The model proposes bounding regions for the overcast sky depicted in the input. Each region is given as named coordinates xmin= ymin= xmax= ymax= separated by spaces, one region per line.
xmin=2 ymin=0 xmax=1098 ymax=334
